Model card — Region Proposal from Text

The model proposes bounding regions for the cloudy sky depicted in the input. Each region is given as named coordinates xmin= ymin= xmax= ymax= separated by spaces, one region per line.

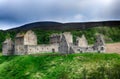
xmin=0 ymin=0 xmax=120 ymax=30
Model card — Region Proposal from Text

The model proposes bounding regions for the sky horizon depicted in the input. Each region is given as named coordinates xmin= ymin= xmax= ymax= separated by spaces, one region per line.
xmin=0 ymin=0 xmax=120 ymax=30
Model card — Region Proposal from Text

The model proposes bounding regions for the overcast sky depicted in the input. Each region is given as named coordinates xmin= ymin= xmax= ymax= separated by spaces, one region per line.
xmin=0 ymin=0 xmax=120 ymax=30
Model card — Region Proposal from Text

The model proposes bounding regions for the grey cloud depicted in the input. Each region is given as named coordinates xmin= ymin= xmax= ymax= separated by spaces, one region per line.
xmin=111 ymin=0 xmax=120 ymax=19
xmin=0 ymin=0 xmax=120 ymax=29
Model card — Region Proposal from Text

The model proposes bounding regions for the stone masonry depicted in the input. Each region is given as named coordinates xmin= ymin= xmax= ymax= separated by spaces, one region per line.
xmin=2 ymin=30 xmax=106 ymax=55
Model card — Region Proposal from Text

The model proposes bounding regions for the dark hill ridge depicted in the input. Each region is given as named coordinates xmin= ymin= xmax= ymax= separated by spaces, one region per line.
xmin=8 ymin=21 xmax=120 ymax=31
xmin=9 ymin=22 xmax=63 ymax=31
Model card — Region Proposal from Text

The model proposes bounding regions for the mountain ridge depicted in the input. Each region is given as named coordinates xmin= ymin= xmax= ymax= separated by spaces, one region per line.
xmin=7 ymin=20 xmax=120 ymax=31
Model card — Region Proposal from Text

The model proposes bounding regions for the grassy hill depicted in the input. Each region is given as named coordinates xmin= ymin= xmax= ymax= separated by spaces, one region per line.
xmin=0 ymin=53 xmax=120 ymax=79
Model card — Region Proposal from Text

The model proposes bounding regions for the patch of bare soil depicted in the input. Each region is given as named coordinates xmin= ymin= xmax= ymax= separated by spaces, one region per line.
xmin=106 ymin=43 xmax=120 ymax=53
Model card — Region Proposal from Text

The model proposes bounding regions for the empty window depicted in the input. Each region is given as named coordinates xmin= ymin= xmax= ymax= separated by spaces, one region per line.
xmin=80 ymin=51 xmax=83 ymax=53
xmin=52 ymin=49 xmax=55 ymax=53
xmin=101 ymin=47 xmax=104 ymax=50
xmin=77 ymin=49 xmax=80 ymax=51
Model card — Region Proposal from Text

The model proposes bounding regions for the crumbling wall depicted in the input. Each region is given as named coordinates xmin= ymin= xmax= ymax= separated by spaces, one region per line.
xmin=93 ymin=35 xmax=105 ymax=53
xmin=2 ymin=30 xmax=106 ymax=55
xmin=2 ymin=38 xmax=14 ymax=55
xmin=27 ymin=44 xmax=59 ymax=54
xmin=24 ymin=30 xmax=37 ymax=45
xmin=63 ymin=32 xmax=73 ymax=44
xmin=14 ymin=45 xmax=27 ymax=55
xmin=76 ymin=35 xmax=88 ymax=47
xmin=59 ymin=34 xmax=70 ymax=54
xmin=50 ymin=33 xmax=61 ymax=44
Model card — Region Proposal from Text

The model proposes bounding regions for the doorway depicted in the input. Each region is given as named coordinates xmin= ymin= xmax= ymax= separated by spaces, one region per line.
xmin=52 ymin=49 xmax=55 ymax=53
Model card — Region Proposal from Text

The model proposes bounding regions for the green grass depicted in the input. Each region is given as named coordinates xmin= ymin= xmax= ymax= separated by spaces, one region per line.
xmin=0 ymin=53 xmax=2 ymax=56
xmin=0 ymin=53 xmax=120 ymax=79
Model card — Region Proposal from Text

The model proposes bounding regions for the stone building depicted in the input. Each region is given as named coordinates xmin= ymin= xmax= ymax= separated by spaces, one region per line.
xmin=59 ymin=33 xmax=105 ymax=54
xmin=2 ymin=30 xmax=59 ymax=55
xmin=2 ymin=30 xmax=106 ymax=55
xmin=15 ymin=30 xmax=37 ymax=55
xmin=15 ymin=30 xmax=37 ymax=46
xmin=2 ymin=38 xmax=14 ymax=55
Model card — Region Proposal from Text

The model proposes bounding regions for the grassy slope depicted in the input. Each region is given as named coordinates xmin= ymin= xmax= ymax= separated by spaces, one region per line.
xmin=0 ymin=53 xmax=120 ymax=79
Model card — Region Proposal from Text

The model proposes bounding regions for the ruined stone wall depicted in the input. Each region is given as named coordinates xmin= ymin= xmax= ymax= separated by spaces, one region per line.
xmin=93 ymin=35 xmax=105 ymax=53
xmin=14 ymin=45 xmax=27 ymax=55
xmin=76 ymin=35 xmax=88 ymax=47
xmin=2 ymin=30 xmax=106 ymax=55
xmin=2 ymin=39 xmax=14 ymax=55
xmin=14 ymin=37 xmax=26 ymax=55
xmin=69 ymin=46 xmax=75 ymax=54
xmin=63 ymin=32 xmax=73 ymax=44
xmin=26 ymin=44 xmax=59 ymax=54
xmin=24 ymin=30 xmax=37 ymax=45
xmin=14 ymin=30 xmax=38 ymax=55
xmin=59 ymin=34 xmax=70 ymax=54
xmin=71 ymin=45 xmax=98 ymax=53
xmin=15 ymin=37 xmax=24 ymax=45
xmin=50 ymin=34 xmax=61 ymax=44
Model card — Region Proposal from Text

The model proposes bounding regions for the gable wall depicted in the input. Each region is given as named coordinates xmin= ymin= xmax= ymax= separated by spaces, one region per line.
xmin=24 ymin=31 xmax=37 ymax=45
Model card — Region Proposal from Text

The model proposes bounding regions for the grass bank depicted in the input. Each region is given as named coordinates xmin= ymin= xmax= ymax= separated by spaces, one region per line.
xmin=0 ymin=53 xmax=120 ymax=79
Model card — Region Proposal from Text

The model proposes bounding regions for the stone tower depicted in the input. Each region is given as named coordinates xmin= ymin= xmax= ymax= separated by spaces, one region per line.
xmin=76 ymin=35 xmax=88 ymax=47
xmin=2 ymin=38 xmax=14 ymax=55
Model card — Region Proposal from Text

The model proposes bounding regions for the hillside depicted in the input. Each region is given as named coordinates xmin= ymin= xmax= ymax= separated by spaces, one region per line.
xmin=8 ymin=21 xmax=120 ymax=31
xmin=0 ymin=53 xmax=120 ymax=79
